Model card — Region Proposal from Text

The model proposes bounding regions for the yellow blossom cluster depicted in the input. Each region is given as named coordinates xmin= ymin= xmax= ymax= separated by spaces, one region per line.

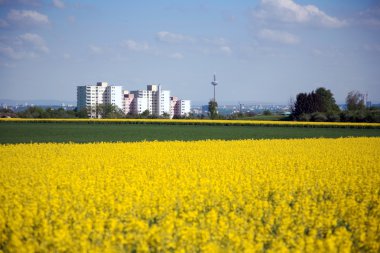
xmin=0 ymin=138 xmax=379 ymax=252
xmin=1 ymin=117 xmax=380 ymax=128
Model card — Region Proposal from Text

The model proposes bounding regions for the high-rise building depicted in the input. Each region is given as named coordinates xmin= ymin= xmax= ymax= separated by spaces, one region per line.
xmin=170 ymin=96 xmax=191 ymax=118
xmin=77 ymin=82 xmax=123 ymax=118
xmin=78 ymin=82 xmax=190 ymax=118
xmin=122 ymin=90 xmax=134 ymax=115
xmin=178 ymin=100 xmax=191 ymax=117
xmin=129 ymin=85 xmax=171 ymax=116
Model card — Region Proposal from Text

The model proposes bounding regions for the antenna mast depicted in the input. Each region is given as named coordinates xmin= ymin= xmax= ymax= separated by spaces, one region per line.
xmin=211 ymin=74 xmax=218 ymax=102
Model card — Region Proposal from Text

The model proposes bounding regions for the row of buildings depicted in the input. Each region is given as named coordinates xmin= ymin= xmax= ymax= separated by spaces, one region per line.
xmin=77 ymin=82 xmax=191 ymax=118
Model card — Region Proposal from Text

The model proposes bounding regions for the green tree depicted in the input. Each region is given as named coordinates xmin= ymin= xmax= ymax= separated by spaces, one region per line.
xmin=140 ymin=109 xmax=150 ymax=118
xmin=96 ymin=104 xmax=124 ymax=118
xmin=162 ymin=112 xmax=170 ymax=119
xmin=17 ymin=106 xmax=45 ymax=118
xmin=75 ymin=108 xmax=89 ymax=118
xmin=292 ymin=87 xmax=339 ymax=118
xmin=315 ymin=87 xmax=340 ymax=112
xmin=208 ymin=100 xmax=218 ymax=119
xmin=346 ymin=90 xmax=365 ymax=111
xmin=263 ymin=110 xmax=272 ymax=116
xmin=292 ymin=93 xmax=309 ymax=117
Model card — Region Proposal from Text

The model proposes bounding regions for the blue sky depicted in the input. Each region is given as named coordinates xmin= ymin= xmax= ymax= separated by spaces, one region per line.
xmin=0 ymin=0 xmax=379 ymax=105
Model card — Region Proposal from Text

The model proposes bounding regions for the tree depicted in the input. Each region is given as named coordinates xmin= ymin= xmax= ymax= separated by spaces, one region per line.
xmin=96 ymin=104 xmax=124 ymax=118
xmin=162 ymin=112 xmax=170 ymax=119
xmin=140 ymin=109 xmax=150 ymax=118
xmin=292 ymin=87 xmax=339 ymax=118
xmin=17 ymin=106 xmax=45 ymax=118
xmin=346 ymin=90 xmax=365 ymax=111
xmin=75 ymin=107 xmax=89 ymax=118
xmin=263 ymin=110 xmax=272 ymax=116
xmin=208 ymin=100 xmax=218 ymax=119
xmin=0 ymin=108 xmax=16 ymax=118
xmin=315 ymin=87 xmax=340 ymax=112
xmin=293 ymin=92 xmax=309 ymax=117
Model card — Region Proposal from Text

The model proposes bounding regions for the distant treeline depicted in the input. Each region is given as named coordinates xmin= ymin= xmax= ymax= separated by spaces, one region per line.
xmin=1 ymin=87 xmax=379 ymax=122
xmin=291 ymin=88 xmax=379 ymax=122
xmin=0 ymin=107 xmax=86 ymax=119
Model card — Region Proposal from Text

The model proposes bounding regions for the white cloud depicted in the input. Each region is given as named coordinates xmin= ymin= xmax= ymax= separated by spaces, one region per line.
xmin=258 ymin=28 xmax=299 ymax=44
xmin=122 ymin=40 xmax=149 ymax=51
xmin=0 ymin=33 xmax=48 ymax=60
xmin=52 ymin=0 xmax=65 ymax=9
xmin=220 ymin=46 xmax=232 ymax=54
xmin=19 ymin=33 xmax=49 ymax=53
xmin=7 ymin=9 xmax=49 ymax=26
xmin=202 ymin=37 xmax=228 ymax=46
xmin=156 ymin=31 xmax=195 ymax=43
xmin=254 ymin=0 xmax=345 ymax=28
xmin=0 ymin=46 xmax=24 ymax=60
xmin=89 ymin=45 xmax=102 ymax=54
xmin=169 ymin=52 xmax=184 ymax=59
xmin=0 ymin=45 xmax=38 ymax=60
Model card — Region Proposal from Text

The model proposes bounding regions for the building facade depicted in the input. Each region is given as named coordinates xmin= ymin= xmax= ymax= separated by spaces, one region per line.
xmin=170 ymin=96 xmax=191 ymax=118
xmin=178 ymin=100 xmax=191 ymax=117
xmin=128 ymin=85 xmax=171 ymax=116
xmin=77 ymin=82 xmax=123 ymax=118
xmin=78 ymin=82 xmax=190 ymax=118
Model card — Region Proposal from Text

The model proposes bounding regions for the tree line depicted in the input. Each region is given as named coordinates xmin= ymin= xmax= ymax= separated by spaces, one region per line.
xmin=1 ymin=88 xmax=378 ymax=122
xmin=291 ymin=88 xmax=379 ymax=122
xmin=0 ymin=104 xmax=189 ymax=119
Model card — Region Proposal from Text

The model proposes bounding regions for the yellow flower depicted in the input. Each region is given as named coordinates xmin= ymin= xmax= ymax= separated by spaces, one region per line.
xmin=0 ymin=137 xmax=379 ymax=251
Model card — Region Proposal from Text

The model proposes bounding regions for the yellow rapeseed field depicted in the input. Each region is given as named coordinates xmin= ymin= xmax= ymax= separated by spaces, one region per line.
xmin=0 ymin=138 xmax=379 ymax=252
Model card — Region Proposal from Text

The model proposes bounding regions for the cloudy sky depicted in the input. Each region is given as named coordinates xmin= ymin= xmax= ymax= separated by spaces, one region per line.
xmin=0 ymin=0 xmax=379 ymax=105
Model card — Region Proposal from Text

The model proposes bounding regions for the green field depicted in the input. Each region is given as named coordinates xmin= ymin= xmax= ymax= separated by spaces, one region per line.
xmin=1 ymin=122 xmax=380 ymax=144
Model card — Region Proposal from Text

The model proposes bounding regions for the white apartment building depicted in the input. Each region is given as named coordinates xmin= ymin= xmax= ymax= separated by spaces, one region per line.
xmin=128 ymin=85 xmax=171 ymax=116
xmin=122 ymin=91 xmax=134 ymax=115
xmin=170 ymin=96 xmax=191 ymax=118
xmin=78 ymin=82 xmax=190 ymax=118
xmin=178 ymin=100 xmax=191 ymax=117
xmin=77 ymin=82 xmax=123 ymax=118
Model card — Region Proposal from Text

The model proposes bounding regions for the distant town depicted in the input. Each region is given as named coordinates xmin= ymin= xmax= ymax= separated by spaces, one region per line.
xmin=1 ymin=80 xmax=378 ymax=121
xmin=1 ymin=98 xmax=373 ymax=118
xmin=77 ymin=82 xmax=191 ymax=118
xmin=0 ymin=79 xmax=301 ymax=118
xmin=0 ymin=100 xmax=298 ymax=118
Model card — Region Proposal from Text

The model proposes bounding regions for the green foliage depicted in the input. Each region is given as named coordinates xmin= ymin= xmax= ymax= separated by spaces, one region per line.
xmin=96 ymin=104 xmax=124 ymax=118
xmin=0 ymin=108 xmax=16 ymax=118
xmin=340 ymin=110 xmax=380 ymax=123
xmin=140 ymin=109 xmax=150 ymax=118
xmin=315 ymin=87 xmax=340 ymax=112
xmin=326 ymin=113 xmax=340 ymax=122
xmin=208 ymin=100 xmax=218 ymax=119
xmin=346 ymin=90 xmax=365 ymax=111
xmin=162 ymin=112 xmax=170 ymax=119
xmin=0 ymin=108 xmax=13 ymax=114
xmin=293 ymin=111 xmax=379 ymax=123
xmin=16 ymin=106 xmax=99 ymax=119
xmin=263 ymin=110 xmax=272 ymax=116
xmin=293 ymin=87 xmax=339 ymax=119
xmin=75 ymin=108 xmax=89 ymax=118
xmin=17 ymin=106 xmax=45 ymax=118
xmin=311 ymin=112 xmax=328 ymax=122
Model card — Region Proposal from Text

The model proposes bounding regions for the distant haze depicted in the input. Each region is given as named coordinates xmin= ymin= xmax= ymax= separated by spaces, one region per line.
xmin=0 ymin=0 xmax=379 ymax=104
